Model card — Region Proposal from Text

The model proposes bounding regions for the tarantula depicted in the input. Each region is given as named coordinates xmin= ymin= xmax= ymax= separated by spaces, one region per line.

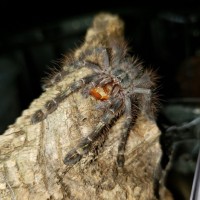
xmin=31 ymin=42 xmax=157 ymax=167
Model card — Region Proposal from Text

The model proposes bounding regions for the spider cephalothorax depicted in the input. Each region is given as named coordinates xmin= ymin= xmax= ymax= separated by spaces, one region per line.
xmin=31 ymin=41 xmax=158 ymax=167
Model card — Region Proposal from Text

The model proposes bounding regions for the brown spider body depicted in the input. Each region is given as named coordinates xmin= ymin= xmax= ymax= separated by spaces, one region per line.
xmin=31 ymin=14 xmax=158 ymax=167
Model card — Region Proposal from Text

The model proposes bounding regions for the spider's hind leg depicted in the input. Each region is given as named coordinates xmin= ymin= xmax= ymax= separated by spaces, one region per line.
xmin=64 ymin=97 xmax=124 ymax=165
xmin=117 ymin=98 xmax=139 ymax=167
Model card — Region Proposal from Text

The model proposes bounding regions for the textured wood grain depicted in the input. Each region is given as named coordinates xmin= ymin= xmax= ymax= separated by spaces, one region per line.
xmin=0 ymin=13 xmax=162 ymax=200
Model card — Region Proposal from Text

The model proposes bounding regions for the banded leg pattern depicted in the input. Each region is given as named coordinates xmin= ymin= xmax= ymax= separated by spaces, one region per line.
xmin=31 ymin=74 xmax=96 ymax=124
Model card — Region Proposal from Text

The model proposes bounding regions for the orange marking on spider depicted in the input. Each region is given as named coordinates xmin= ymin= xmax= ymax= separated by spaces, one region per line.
xmin=90 ymin=85 xmax=111 ymax=101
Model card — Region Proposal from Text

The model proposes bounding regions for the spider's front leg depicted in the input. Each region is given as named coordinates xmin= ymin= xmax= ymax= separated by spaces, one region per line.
xmin=79 ymin=47 xmax=110 ymax=70
xmin=42 ymin=60 xmax=101 ymax=90
xmin=31 ymin=74 xmax=96 ymax=124
xmin=63 ymin=97 xmax=124 ymax=165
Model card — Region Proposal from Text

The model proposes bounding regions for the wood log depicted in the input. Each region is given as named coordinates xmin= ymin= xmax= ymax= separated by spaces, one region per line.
xmin=0 ymin=13 xmax=162 ymax=200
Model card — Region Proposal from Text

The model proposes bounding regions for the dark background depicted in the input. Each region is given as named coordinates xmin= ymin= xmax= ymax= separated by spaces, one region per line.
xmin=0 ymin=2 xmax=200 ymax=199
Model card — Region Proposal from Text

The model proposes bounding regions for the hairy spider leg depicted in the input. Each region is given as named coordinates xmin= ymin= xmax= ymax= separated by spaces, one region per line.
xmin=109 ymin=42 xmax=127 ymax=67
xmin=31 ymin=74 xmax=96 ymax=124
xmin=42 ymin=68 xmax=69 ymax=90
xmin=133 ymin=71 xmax=156 ymax=120
xmin=79 ymin=47 xmax=110 ymax=69
xmin=42 ymin=60 xmax=85 ymax=90
xmin=63 ymin=97 xmax=124 ymax=165
xmin=42 ymin=60 xmax=101 ymax=90
xmin=43 ymin=46 xmax=112 ymax=91
xmin=117 ymin=97 xmax=136 ymax=167
xmin=100 ymin=48 xmax=110 ymax=69
xmin=140 ymin=90 xmax=155 ymax=120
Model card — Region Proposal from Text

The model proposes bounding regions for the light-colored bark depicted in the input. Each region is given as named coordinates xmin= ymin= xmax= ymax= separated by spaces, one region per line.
xmin=0 ymin=13 xmax=162 ymax=200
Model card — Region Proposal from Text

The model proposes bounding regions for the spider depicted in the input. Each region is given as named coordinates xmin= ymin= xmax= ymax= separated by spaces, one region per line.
xmin=31 ymin=42 xmax=158 ymax=167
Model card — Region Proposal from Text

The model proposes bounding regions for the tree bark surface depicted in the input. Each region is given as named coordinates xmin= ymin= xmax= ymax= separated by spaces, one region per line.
xmin=0 ymin=13 xmax=162 ymax=200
